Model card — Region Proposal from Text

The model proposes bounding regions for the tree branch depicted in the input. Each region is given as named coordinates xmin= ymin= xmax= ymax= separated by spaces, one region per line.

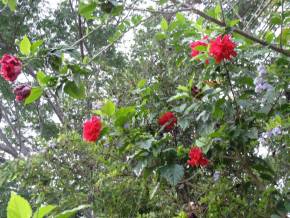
xmin=168 ymin=0 xmax=290 ymax=56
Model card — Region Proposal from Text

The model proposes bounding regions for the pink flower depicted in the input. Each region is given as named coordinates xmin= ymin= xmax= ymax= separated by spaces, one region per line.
xmin=13 ymin=84 xmax=31 ymax=102
xmin=158 ymin=112 xmax=177 ymax=132
xmin=83 ymin=116 xmax=102 ymax=142
xmin=209 ymin=34 xmax=237 ymax=63
xmin=187 ymin=147 xmax=208 ymax=167
xmin=0 ymin=54 xmax=22 ymax=82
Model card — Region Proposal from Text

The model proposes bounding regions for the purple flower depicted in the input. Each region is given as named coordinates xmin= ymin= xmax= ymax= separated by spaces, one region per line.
xmin=271 ymin=127 xmax=281 ymax=136
xmin=255 ymin=83 xmax=264 ymax=93
xmin=262 ymin=131 xmax=273 ymax=139
xmin=254 ymin=77 xmax=264 ymax=85
xmin=213 ymin=171 xmax=220 ymax=182
xmin=257 ymin=65 xmax=267 ymax=77
xmin=258 ymin=137 xmax=266 ymax=146
xmin=261 ymin=83 xmax=273 ymax=90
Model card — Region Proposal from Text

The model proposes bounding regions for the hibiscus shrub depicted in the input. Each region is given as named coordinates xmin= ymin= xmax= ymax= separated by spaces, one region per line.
xmin=0 ymin=1 xmax=289 ymax=218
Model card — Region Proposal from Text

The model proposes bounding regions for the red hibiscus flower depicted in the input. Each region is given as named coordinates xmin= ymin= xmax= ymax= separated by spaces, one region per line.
xmin=209 ymin=34 xmax=237 ymax=64
xmin=0 ymin=54 xmax=22 ymax=82
xmin=13 ymin=84 xmax=31 ymax=102
xmin=158 ymin=112 xmax=177 ymax=132
xmin=83 ymin=116 xmax=102 ymax=142
xmin=187 ymin=147 xmax=208 ymax=167
xmin=190 ymin=36 xmax=209 ymax=64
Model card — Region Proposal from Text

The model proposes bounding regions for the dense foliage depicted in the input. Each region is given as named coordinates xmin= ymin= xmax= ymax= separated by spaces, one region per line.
xmin=0 ymin=0 xmax=289 ymax=217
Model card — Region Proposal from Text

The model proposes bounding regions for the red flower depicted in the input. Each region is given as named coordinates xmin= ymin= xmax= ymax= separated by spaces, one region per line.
xmin=209 ymin=34 xmax=237 ymax=63
xmin=83 ymin=116 xmax=102 ymax=142
xmin=190 ymin=41 xmax=208 ymax=57
xmin=187 ymin=147 xmax=208 ymax=167
xmin=190 ymin=36 xmax=209 ymax=64
xmin=13 ymin=84 xmax=31 ymax=102
xmin=158 ymin=112 xmax=177 ymax=132
xmin=0 ymin=54 xmax=22 ymax=82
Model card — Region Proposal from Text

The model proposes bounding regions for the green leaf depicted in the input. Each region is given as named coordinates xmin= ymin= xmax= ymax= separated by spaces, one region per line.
xmin=7 ymin=192 xmax=32 ymax=218
xmin=25 ymin=87 xmax=43 ymax=105
xmin=167 ymin=92 xmax=190 ymax=102
xmin=79 ymin=0 xmax=97 ymax=19
xmin=137 ymin=137 xmax=154 ymax=150
xmin=111 ymin=5 xmax=124 ymax=16
xmin=31 ymin=40 xmax=43 ymax=53
xmin=175 ymin=12 xmax=186 ymax=23
xmin=20 ymin=35 xmax=31 ymax=56
xmin=133 ymin=159 xmax=148 ymax=177
xmin=55 ymin=205 xmax=90 ymax=218
xmin=150 ymin=182 xmax=160 ymax=200
xmin=115 ymin=106 xmax=135 ymax=127
xmin=64 ymin=81 xmax=86 ymax=99
xmin=160 ymin=17 xmax=168 ymax=31
xmin=36 ymin=71 xmax=49 ymax=86
xmin=194 ymin=45 xmax=207 ymax=51
xmin=33 ymin=205 xmax=56 ymax=218
xmin=137 ymin=79 xmax=146 ymax=88
xmin=271 ymin=15 xmax=282 ymax=25
xmin=101 ymin=100 xmax=115 ymax=116
xmin=160 ymin=164 xmax=184 ymax=186
xmin=229 ymin=19 xmax=240 ymax=27
xmin=7 ymin=0 xmax=16 ymax=11
xmin=214 ymin=4 xmax=221 ymax=17
xmin=155 ymin=32 xmax=167 ymax=41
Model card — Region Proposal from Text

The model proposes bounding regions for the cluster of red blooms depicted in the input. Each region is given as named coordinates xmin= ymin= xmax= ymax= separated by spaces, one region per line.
xmin=190 ymin=34 xmax=237 ymax=64
xmin=158 ymin=111 xmax=177 ymax=132
xmin=187 ymin=147 xmax=208 ymax=167
xmin=0 ymin=54 xmax=31 ymax=102
xmin=157 ymin=112 xmax=208 ymax=168
xmin=83 ymin=116 xmax=102 ymax=142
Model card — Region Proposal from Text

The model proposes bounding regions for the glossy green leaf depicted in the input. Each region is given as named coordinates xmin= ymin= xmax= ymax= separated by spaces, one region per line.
xmin=33 ymin=205 xmax=56 ymax=218
xmin=25 ymin=87 xmax=43 ymax=105
xmin=7 ymin=192 xmax=32 ymax=218
xmin=20 ymin=35 xmax=31 ymax=56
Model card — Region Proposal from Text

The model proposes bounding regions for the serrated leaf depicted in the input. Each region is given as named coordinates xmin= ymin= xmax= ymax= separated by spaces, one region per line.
xmin=7 ymin=192 xmax=32 ymax=218
xmin=160 ymin=164 xmax=184 ymax=186
xmin=20 ymin=35 xmax=31 ymax=56
xmin=25 ymin=87 xmax=43 ymax=105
